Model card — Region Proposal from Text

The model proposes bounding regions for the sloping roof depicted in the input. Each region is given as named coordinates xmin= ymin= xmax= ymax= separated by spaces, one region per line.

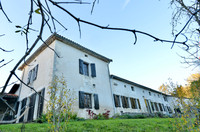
xmin=18 ymin=33 xmax=112 ymax=70
xmin=9 ymin=84 xmax=20 ymax=94
xmin=2 ymin=93 xmax=18 ymax=99
xmin=110 ymin=75 xmax=168 ymax=96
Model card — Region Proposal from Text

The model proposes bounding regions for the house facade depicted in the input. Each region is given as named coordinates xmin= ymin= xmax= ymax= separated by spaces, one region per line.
xmin=12 ymin=33 xmax=176 ymax=122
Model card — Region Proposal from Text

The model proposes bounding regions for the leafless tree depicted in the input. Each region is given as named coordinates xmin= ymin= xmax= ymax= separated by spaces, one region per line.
xmin=170 ymin=0 xmax=200 ymax=68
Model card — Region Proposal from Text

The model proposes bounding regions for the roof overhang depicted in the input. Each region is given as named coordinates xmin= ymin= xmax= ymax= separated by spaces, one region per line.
xmin=110 ymin=75 xmax=168 ymax=96
xmin=18 ymin=33 xmax=112 ymax=70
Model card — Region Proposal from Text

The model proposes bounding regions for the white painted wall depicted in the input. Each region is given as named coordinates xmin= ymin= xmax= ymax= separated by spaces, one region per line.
xmin=111 ymin=78 xmax=173 ymax=115
xmin=16 ymin=36 xmax=177 ymax=121
xmin=16 ymin=42 xmax=56 ymax=122
xmin=52 ymin=40 xmax=114 ymax=118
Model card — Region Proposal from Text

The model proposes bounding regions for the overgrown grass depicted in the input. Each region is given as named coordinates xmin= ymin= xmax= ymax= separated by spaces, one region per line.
xmin=0 ymin=118 xmax=175 ymax=132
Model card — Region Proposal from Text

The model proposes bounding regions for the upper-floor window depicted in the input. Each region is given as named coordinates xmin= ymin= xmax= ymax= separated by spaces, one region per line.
xmin=113 ymin=83 xmax=118 ymax=86
xmin=163 ymin=96 xmax=168 ymax=102
xmin=149 ymin=92 xmax=151 ymax=96
xmin=27 ymin=64 xmax=39 ymax=85
xmin=83 ymin=62 xmax=89 ymax=76
xmin=131 ymin=86 xmax=134 ymax=91
xmin=79 ymin=59 xmax=96 ymax=77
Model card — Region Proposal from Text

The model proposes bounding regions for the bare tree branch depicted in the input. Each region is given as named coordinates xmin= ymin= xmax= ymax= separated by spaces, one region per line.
xmin=0 ymin=59 xmax=4 ymax=63
xmin=48 ymin=0 xmax=189 ymax=49
xmin=0 ymin=80 xmax=18 ymax=89
xmin=172 ymin=8 xmax=200 ymax=49
xmin=39 ymin=36 xmax=61 ymax=58
xmin=0 ymin=0 xmax=12 ymax=23
xmin=1 ymin=0 xmax=45 ymax=94
xmin=0 ymin=47 xmax=14 ymax=52
xmin=12 ymin=72 xmax=47 ymax=102
xmin=0 ymin=59 xmax=13 ymax=68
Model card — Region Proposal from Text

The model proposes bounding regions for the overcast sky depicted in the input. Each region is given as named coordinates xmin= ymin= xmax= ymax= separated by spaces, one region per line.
xmin=0 ymin=0 xmax=199 ymax=92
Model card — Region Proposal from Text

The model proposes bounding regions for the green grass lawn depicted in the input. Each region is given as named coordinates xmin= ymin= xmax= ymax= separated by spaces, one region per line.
xmin=0 ymin=118 xmax=174 ymax=132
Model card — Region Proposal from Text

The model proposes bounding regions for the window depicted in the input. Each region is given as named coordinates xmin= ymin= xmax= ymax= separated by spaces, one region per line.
xmin=79 ymin=59 xmax=96 ymax=77
xmin=154 ymin=102 xmax=159 ymax=111
xmin=19 ymin=98 xmax=27 ymax=122
xmin=167 ymin=106 xmax=172 ymax=113
xmin=37 ymin=88 xmax=45 ymax=118
xmin=124 ymin=85 xmax=126 ymax=88
xmin=83 ymin=62 xmax=89 ymax=76
xmin=83 ymin=93 xmax=92 ymax=108
xmin=158 ymin=103 xmax=163 ymax=111
xmin=113 ymin=83 xmax=118 ymax=86
xmin=149 ymin=92 xmax=151 ymax=96
xmin=151 ymin=101 xmax=155 ymax=111
xmin=130 ymin=98 xmax=137 ymax=109
xmin=131 ymin=86 xmax=134 ymax=91
xmin=79 ymin=91 xmax=99 ymax=109
xmin=163 ymin=96 xmax=168 ymax=102
xmin=27 ymin=93 xmax=36 ymax=122
xmin=162 ymin=104 xmax=166 ymax=111
xmin=113 ymin=94 xmax=121 ymax=107
xmin=137 ymin=99 xmax=141 ymax=109
xmin=121 ymin=96 xmax=129 ymax=108
xmin=27 ymin=64 xmax=39 ymax=85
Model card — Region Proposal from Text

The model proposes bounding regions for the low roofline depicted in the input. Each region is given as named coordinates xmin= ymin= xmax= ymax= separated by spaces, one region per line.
xmin=110 ymin=75 xmax=168 ymax=96
xmin=18 ymin=33 xmax=112 ymax=70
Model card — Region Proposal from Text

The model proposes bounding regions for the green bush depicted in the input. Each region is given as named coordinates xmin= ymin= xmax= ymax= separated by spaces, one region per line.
xmin=93 ymin=113 xmax=107 ymax=120
xmin=119 ymin=114 xmax=147 ymax=119
xmin=35 ymin=114 xmax=48 ymax=123
xmin=67 ymin=113 xmax=85 ymax=121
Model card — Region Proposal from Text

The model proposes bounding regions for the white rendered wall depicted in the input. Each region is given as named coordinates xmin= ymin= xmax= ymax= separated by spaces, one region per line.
xmin=16 ymin=42 xmax=56 ymax=121
xmin=111 ymin=78 xmax=171 ymax=115
xmin=52 ymin=40 xmax=114 ymax=118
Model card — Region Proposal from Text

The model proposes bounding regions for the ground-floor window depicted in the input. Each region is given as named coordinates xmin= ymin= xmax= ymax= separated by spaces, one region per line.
xmin=154 ymin=102 xmax=159 ymax=111
xmin=137 ymin=99 xmax=141 ymax=109
xmin=37 ymin=88 xmax=45 ymax=118
xmin=158 ymin=103 xmax=163 ymax=111
xmin=130 ymin=98 xmax=137 ymax=109
xmin=27 ymin=93 xmax=36 ymax=122
xmin=113 ymin=94 xmax=121 ymax=107
xmin=19 ymin=98 xmax=27 ymax=122
xmin=121 ymin=96 xmax=129 ymax=108
xmin=79 ymin=91 xmax=99 ymax=109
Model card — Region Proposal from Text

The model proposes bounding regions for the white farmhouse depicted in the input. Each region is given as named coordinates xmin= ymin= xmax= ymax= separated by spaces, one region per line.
xmin=10 ymin=33 xmax=176 ymax=123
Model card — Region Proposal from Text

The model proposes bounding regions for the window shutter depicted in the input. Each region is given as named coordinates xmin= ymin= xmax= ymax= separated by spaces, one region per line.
xmin=117 ymin=95 xmax=121 ymax=107
xmin=31 ymin=68 xmax=35 ymax=83
xmin=91 ymin=63 xmax=96 ymax=77
xmin=37 ymin=88 xmax=45 ymax=118
xmin=33 ymin=64 xmax=38 ymax=81
xmin=94 ymin=94 xmax=99 ymax=109
xmin=137 ymin=99 xmax=141 ymax=109
xmin=121 ymin=96 xmax=125 ymax=108
xmin=79 ymin=91 xmax=84 ymax=108
xmin=27 ymin=70 xmax=32 ymax=85
xmin=79 ymin=59 xmax=83 ymax=74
